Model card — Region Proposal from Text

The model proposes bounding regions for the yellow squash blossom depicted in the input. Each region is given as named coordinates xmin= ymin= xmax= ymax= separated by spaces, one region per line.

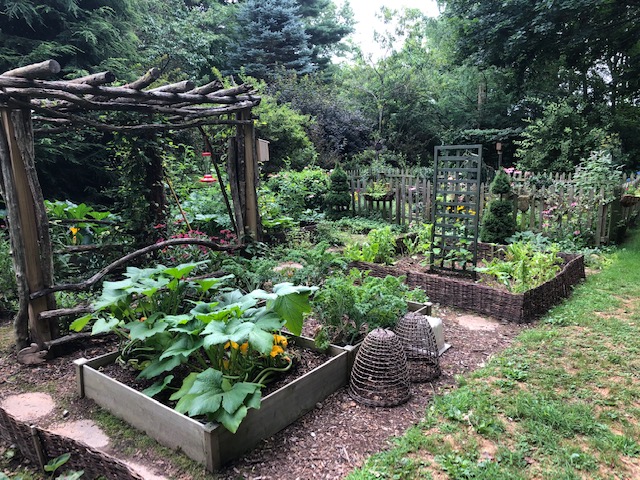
xmin=69 ymin=226 xmax=80 ymax=244
xmin=224 ymin=340 xmax=239 ymax=350
xmin=270 ymin=345 xmax=284 ymax=357
xmin=273 ymin=334 xmax=288 ymax=347
xmin=239 ymin=342 xmax=249 ymax=354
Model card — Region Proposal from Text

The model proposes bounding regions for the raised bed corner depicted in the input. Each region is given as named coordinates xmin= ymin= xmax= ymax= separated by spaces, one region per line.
xmin=74 ymin=336 xmax=349 ymax=472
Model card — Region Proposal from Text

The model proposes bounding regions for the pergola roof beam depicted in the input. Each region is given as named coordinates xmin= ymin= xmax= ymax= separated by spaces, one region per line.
xmin=67 ymin=71 xmax=116 ymax=86
xmin=2 ymin=60 xmax=61 ymax=79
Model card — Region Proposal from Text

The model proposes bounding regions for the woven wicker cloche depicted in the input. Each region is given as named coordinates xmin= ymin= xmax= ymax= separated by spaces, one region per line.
xmin=394 ymin=311 xmax=441 ymax=382
xmin=348 ymin=328 xmax=411 ymax=407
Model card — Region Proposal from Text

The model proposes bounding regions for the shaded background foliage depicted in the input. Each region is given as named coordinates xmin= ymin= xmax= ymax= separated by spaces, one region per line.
xmin=0 ymin=0 xmax=639 ymax=210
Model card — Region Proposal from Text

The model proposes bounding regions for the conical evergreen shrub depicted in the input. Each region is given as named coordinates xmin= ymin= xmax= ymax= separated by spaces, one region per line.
xmin=324 ymin=166 xmax=351 ymax=218
xmin=480 ymin=171 xmax=516 ymax=244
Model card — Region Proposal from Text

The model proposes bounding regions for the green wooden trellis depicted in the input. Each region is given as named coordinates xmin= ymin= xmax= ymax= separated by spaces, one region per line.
xmin=430 ymin=145 xmax=482 ymax=276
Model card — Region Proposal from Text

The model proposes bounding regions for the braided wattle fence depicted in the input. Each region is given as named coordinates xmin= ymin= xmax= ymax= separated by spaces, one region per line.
xmin=349 ymin=244 xmax=586 ymax=323
xmin=347 ymin=170 xmax=640 ymax=246
xmin=0 ymin=406 xmax=143 ymax=480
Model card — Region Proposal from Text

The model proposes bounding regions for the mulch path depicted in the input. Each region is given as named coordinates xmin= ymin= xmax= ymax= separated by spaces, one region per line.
xmin=0 ymin=306 xmax=527 ymax=480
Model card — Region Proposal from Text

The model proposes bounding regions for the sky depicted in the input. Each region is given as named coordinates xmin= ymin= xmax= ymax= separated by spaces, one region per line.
xmin=341 ymin=0 xmax=441 ymax=58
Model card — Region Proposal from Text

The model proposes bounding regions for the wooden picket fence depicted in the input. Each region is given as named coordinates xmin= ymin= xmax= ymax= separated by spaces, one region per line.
xmin=347 ymin=170 xmax=640 ymax=246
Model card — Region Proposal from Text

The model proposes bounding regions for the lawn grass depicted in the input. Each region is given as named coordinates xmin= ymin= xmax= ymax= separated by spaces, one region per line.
xmin=347 ymin=228 xmax=640 ymax=480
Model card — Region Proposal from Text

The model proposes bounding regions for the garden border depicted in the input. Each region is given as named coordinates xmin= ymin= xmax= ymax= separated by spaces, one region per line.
xmin=0 ymin=405 xmax=143 ymax=479
xmin=349 ymin=247 xmax=585 ymax=323
xmin=74 ymin=336 xmax=349 ymax=472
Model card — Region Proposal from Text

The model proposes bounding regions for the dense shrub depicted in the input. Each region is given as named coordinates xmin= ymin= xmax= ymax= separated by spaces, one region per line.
xmin=264 ymin=167 xmax=330 ymax=218
xmin=324 ymin=166 xmax=351 ymax=217
xmin=481 ymin=171 xmax=516 ymax=244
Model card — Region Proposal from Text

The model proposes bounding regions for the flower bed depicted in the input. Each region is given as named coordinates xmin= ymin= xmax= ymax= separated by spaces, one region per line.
xmin=349 ymin=250 xmax=585 ymax=323
xmin=74 ymin=336 xmax=349 ymax=472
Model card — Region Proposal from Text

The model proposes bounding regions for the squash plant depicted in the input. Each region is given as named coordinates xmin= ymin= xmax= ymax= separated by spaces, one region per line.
xmin=70 ymin=262 xmax=316 ymax=433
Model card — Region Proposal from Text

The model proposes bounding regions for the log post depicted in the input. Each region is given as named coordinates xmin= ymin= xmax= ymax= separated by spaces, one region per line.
xmin=0 ymin=108 xmax=56 ymax=349
xmin=238 ymin=109 xmax=261 ymax=241
xmin=227 ymin=137 xmax=246 ymax=241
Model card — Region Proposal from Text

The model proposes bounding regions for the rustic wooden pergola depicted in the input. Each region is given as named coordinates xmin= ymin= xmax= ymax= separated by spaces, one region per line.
xmin=0 ymin=60 xmax=263 ymax=356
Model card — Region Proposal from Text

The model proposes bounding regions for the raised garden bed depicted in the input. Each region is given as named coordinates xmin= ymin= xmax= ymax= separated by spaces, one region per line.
xmin=74 ymin=336 xmax=350 ymax=472
xmin=350 ymin=247 xmax=585 ymax=323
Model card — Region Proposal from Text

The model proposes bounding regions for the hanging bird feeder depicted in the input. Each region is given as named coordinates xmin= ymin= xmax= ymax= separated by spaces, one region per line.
xmin=199 ymin=174 xmax=216 ymax=183
xmin=199 ymin=151 xmax=217 ymax=183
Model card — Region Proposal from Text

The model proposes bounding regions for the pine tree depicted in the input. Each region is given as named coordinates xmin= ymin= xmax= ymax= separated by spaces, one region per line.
xmin=228 ymin=0 xmax=314 ymax=79
xmin=296 ymin=0 xmax=354 ymax=69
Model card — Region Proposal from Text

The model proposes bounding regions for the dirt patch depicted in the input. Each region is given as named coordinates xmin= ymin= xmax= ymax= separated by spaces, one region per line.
xmin=0 ymin=306 xmax=526 ymax=479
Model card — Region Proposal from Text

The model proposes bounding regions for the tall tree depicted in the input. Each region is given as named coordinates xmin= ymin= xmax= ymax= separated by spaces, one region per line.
xmin=342 ymin=13 xmax=517 ymax=165
xmin=444 ymin=0 xmax=640 ymax=109
xmin=0 ymin=0 xmax=139 ymax=77
xmin=297 ymin=0 xmax=354 ymax=69
xmin=228 ymin=0 xmax=314 ymax=79
xmin=135 ymin=0 xmax=235 ymax=81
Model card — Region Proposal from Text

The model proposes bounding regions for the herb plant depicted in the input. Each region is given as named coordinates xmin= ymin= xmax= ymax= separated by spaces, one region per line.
xmin=343 ymin=226 xmax=397 ymax=264
xmin=313 ymin=270 xmax=425 ymax=347
xmin=476 ymin=241 xmax=562 ymax=293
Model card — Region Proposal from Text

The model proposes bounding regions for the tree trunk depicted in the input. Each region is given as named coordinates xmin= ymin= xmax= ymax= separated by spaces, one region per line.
xmin=143 ymin=140 xmax=167 ymax=233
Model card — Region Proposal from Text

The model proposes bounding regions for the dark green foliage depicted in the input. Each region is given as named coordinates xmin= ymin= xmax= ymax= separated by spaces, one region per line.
xmin=228 ymin=0 xmax=314 ymax=79
xmin=106 ymin=135 xmax=167 ymax=244
xmin=481 ymin=171 xmax=515 ymax=244
xmin=444 ymin=0 xmax=640 ymax=168
xmin=254 ymin=95 xmax=318 ymax=173
xmin=324 ymin=166 xmax=351 ymax=217
xmin=36 ymin=130 xmax=117 ymax=204
xmin=515 ymin=100 xmax=621 ymax=173
xmin=444 ymin=0 xmax=640 ymax=103
xmin=313 ymin=271 xmax=412 ymax=346
xmin=490 ymin=171 xmax=512 ymax=195
xmin=269 ymin=72 xmax=372 ymax=166
xmin=296 ymin=0 xmax=354 ymax=70
xmin=0 ymin=0 xmax=139 ymax=78
xmin=0 ymin=232 xmax=18 ymax=314
xmin=135 ymin=0 xmax=235 ymax=81
xmin=480 ymin=200 xmax=516 ymax=245
xmin=263 ymin=166 xmax=329 ymax=218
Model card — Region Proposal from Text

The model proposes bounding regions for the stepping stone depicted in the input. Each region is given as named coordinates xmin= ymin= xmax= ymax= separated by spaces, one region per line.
xmin=125 ymin=461 xmax=169 ymax=480
xmin=1 ymin=392 xmax=55 ymax=421
xmin=49 ymin=419 xmax=110 ymax=449
xmin=456 ymin=314 xmax=500 ymax=331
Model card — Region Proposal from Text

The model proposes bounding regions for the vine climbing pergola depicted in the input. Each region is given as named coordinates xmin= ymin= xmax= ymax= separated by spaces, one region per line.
xmin=0 ymin=59 xmax=262 ymax=356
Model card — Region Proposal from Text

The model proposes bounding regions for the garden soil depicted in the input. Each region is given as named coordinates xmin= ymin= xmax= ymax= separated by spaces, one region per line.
xmin=0 ymin=307 xmax=526 ymax=480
